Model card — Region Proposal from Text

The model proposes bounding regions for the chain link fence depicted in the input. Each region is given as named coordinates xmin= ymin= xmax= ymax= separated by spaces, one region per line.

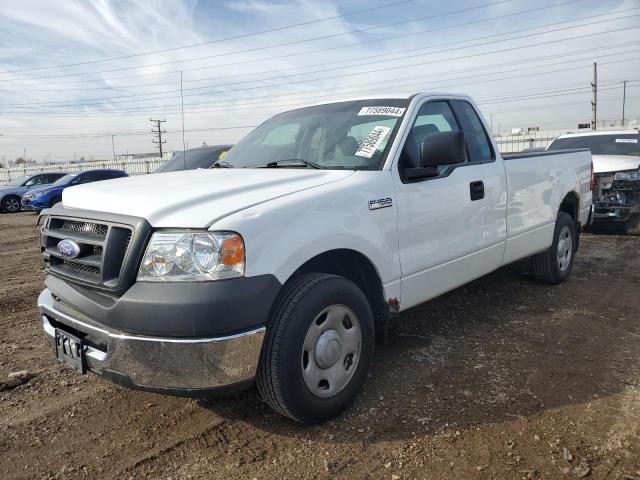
xmin=0 ymin=157 xmax=167 ymax=182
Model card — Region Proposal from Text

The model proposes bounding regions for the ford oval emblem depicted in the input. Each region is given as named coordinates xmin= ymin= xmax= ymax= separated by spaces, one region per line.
xmin=57 ymin=239 xmax=81 ymax=259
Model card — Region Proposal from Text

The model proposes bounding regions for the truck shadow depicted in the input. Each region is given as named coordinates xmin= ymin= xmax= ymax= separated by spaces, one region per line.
xmin=200 ymin=236 xmax=640 ymax=443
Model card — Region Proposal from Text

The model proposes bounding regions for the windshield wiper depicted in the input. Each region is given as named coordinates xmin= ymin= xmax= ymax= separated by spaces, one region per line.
xmin=212 ymin=160 xmax=234 ymax=168
xmin=261 ymin=158 xmax=326 ymax=170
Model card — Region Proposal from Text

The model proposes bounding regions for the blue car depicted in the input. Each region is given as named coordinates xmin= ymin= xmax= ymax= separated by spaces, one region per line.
xmin=0 ymin=172 xmax=68 ymax=213
xmin=22 ymin=169 xmax=128 ymax=212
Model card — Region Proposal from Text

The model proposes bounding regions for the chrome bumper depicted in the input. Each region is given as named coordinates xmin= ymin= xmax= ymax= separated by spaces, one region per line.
xmin=37 ymin=289 xmax=265 ymax=393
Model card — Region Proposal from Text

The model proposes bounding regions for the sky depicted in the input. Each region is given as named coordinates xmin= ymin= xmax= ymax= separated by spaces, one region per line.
xmin=0 ymin=0 xmax=638 ymax=163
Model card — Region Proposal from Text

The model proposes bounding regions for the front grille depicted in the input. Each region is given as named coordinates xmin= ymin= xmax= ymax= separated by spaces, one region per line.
xmin=41 ymin=216 xmax=134 ymax=291
xmin=61 ymin=219 xmax=108 ymax=237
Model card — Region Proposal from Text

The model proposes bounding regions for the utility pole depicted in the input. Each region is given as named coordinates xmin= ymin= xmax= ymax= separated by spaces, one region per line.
xmin=622 ymin=80 xmax=628 ymax=127
xmin=150 ymin=118 xmax=166 ymax=158
xmin=591 ymin=62 xmax=597 ymax=131
xmin=111 ymin=135 xmax=116 ymax=161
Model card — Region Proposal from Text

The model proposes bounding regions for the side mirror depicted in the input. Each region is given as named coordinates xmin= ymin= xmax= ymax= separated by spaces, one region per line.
xmin=404 ymin=131 xmax=466 ymax=180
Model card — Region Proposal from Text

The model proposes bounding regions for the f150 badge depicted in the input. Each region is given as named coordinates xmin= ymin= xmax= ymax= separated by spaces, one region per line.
xmin=369 ymin=197 xmax=393 ymax=210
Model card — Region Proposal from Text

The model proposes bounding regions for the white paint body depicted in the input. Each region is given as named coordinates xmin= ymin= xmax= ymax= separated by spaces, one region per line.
xmin=62 ymin=94 xmax=592 ymax=312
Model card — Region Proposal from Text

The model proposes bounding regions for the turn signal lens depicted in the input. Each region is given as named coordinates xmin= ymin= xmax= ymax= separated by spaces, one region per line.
xmin=221 ymin=235 xmax=245 ymax=266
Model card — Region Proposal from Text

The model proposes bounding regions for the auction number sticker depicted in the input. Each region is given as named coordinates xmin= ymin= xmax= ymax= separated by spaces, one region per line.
xmin=615 ymin=138 xmax=638 ymax=144
xmin=358 ymin=106 xmax=405 ymax=117
xmin=355 ymin=126 xmax=391 ymax=158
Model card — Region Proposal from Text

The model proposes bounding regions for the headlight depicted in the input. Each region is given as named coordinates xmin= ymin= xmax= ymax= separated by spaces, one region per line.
xmin=137 ymin=231 xmax=245 ymax=282
xmin=614 ymin=171 xmax=640 ymax=181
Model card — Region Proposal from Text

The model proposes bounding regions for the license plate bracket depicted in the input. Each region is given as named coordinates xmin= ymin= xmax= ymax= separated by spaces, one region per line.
xmin=55 ymin=329 xmax=86 ymax=373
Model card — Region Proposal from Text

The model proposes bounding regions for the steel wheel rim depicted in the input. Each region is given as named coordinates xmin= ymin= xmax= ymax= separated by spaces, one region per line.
xmin=557 ymin=225 xmax=572 ymax=272
xmin=301 ymin=304 xmax=362 ymax=398
xmin=5 ymin=198 xmax=20 ymax=212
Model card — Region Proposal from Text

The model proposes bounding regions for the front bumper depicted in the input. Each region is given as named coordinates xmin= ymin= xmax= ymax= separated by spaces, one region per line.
xmin=22 ymin=197 xmax=48 ymax=211
xmin=38 ymin=288 xmax=266 ymax=395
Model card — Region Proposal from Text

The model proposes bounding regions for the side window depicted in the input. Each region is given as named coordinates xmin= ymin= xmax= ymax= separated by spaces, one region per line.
xmin=77 ymin=173 xmax=94 ymax=184
xmin=24 ymin=176 xmax=38 ymax=187
xmin=451 ymin=100 xmax=494 ymax=163
xmin=400 ymin=101 xmax=462 ymax=172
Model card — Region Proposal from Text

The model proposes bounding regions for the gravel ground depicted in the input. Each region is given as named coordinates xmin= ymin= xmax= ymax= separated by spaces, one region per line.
xmin=0 ymin=211 xmax=639 ymax=480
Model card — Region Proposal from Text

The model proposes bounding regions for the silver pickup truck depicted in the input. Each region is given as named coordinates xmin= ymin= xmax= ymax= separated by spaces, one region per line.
xmin=547 ymin=130 xmax=640 ymax=234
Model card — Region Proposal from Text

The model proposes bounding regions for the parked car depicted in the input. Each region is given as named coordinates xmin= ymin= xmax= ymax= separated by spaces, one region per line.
xmin=0 ymin=172 xmax=67 ymax=213
xmin=36 ymin=93 xmax=592 ymax=423
xmin=154 ymin=145 xmax=233 ymax=173
xmin=22 ymin=169 xmax=128 ymax=212
xmin=547 ymin=130 xmax=640 ymax=234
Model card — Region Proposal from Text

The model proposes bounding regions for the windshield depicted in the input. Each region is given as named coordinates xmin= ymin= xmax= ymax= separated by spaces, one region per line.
xmin=52 ymin=173 xmax=77 ymax=186
xmin=547 ymin=133 xmax=640 ymax=156
xmin=155 ymin=146 xmax=231 ymax=173
xmin=221 ymin=99 xmax=410 ymax=170
xmin=5 ymin=174 xmax=31 ymax=186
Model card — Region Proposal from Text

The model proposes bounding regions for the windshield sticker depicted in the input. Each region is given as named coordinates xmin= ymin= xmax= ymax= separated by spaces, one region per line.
xmin=355 ymin=126 xmax=391 ymax=158
xmin=615 ymin=138 xmax=638 ymax=144
xmin=358 ymin=106 xmax=406 ymax=117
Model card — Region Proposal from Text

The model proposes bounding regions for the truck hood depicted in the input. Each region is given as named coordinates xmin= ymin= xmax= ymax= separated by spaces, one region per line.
xmin=592 ymin=155 xmax=640 ymax=174
xmin=62 ymin=168 xmax=355 ymax=227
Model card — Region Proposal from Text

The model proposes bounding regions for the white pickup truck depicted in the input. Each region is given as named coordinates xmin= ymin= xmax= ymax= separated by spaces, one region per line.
xmin=547 ymin=130 xmax=640 ymax=234
xmin=37 ymin=93 xmax=592 ymax=423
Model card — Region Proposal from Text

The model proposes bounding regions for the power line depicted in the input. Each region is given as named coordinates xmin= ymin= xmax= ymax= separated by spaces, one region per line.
xmin=4 ymin=51 xmax=638 ymax=118
xmin=3 ymin=83 xmax=637 ymax=139
xmin=8 ymin=5 xmax=635 ymax=95
xmin=0 ymin=0 xmax=579 ymax=82
xmin=0 ymin=0 xmax=617 ymax=89
xmin=5 ymin=8 xmax=636 ymax=104
xmin=4 ymin=23 xmax=637 ymax=110
xmin=0 ymin=0 xmax=421 ymax=74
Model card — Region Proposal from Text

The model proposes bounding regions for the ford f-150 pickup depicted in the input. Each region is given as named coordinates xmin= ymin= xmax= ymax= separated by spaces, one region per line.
xmin=36 ymin=93 xmax=593 ymax=423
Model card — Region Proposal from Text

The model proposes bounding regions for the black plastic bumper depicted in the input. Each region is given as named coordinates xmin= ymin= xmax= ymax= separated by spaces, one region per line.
xmin=45 ymin=273 xmax=282 ymax=338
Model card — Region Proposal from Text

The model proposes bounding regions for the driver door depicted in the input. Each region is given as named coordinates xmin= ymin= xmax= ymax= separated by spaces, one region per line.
xmin=393 ymin=100 xmax=487 ymax=310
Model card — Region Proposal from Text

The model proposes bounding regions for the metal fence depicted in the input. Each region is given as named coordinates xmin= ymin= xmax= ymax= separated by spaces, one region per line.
xmin=0 ymin=157 xmax=167 ymax=182
xmin=495 ymin=134 xmax=559 ymax=153
xmin=0 ymin=137 xmax=552 ymax=182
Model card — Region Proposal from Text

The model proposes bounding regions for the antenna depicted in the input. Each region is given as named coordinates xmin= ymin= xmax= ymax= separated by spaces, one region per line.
xmin=181 ymin=71 xmax=186 ymax=170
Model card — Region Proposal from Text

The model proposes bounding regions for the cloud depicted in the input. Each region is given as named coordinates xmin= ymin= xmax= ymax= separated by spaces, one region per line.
xmin=0 ymin=0 xmax=637 ymax=161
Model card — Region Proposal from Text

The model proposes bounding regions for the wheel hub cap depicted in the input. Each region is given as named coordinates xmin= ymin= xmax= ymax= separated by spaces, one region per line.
xmin=314 ymin=330 xmax=342 ymax=368
xmin=301 ymin=304 xmax=362 ymax=398
xmin=557 ymin=225 xmax=572 ymax=272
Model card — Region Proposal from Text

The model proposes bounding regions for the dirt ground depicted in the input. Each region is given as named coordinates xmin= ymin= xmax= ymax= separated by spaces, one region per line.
xmin=0 ymin=211 xmax=638 ymax=480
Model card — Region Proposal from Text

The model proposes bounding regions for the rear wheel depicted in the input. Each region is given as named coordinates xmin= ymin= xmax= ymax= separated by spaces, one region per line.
xmin=1 ymin=195 xmax=21 ymax=213
xmin=625 ymin=214 xmax=640 ymax=236
xmin=531 ymin=212 xmax=576 ymax=284
xmin=256 ymin=273 xmax=374 ymax=423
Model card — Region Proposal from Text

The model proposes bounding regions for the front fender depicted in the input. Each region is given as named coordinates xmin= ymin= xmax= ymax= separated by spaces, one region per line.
xmin=213 ymin=171 xmax=402 ymax=299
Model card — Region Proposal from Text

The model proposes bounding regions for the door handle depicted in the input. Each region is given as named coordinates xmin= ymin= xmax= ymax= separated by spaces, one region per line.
xmin=470 ymin=180 xmax=484 ymax=201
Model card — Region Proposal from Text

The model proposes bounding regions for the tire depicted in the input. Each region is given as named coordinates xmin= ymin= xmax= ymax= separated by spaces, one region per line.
xmin=1 ymin=195 xmax=21 ymax=213
xmin=257 ymin=273 xmax=375 ymax=423
xmin=531 ymin=212 xmax=576 ymax=284
xmin=625 ymin=214 xmax=640 ymax=236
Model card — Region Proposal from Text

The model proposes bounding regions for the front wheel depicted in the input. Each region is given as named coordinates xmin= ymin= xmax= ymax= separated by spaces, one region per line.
xmin=531 ymin=212 xmax=576 ymax=284
xmin=1 ymin=196 xmax=21 ymax=213
xmin=625 ymin=214 xmax=640 ymax=236
xmin=256 ymin=273 xmax=374 ymax=423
